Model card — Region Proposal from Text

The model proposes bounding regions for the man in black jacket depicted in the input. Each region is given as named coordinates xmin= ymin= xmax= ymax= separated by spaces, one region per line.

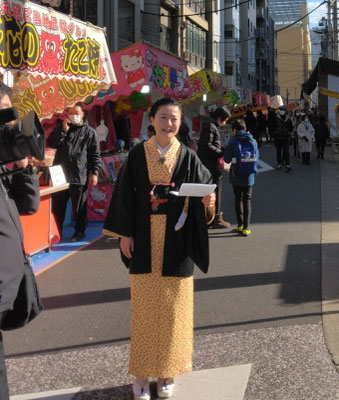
xmin=274 ymin=107 xmax=293 ymax=172
xmin=0 ymin=83 xmax=40 ymax=400
xmin=197 ymin=107 xmax=230 ymax=229
xmin=47 ymin=103 xmax=101 ymax=241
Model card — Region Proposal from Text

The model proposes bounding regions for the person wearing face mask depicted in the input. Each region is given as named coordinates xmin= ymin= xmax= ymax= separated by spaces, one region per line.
xmin=274 ymin=106 xmax=293 ymax=172
xmin=297 ymin=114 xmax=315 ymax=165
xmin=47 ymin=102 xmax=101 ymax=241
xmin=292 ymin=109 xmax=302 ymax=157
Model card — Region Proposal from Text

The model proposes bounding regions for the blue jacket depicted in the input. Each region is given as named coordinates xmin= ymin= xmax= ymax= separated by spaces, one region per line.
xmin=224 ymin=130 xmax=259 ymax=187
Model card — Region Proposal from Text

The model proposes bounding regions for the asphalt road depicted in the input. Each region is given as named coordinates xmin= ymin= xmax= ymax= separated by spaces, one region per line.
xmin=3 ymin=142 xmax=322 ymax=356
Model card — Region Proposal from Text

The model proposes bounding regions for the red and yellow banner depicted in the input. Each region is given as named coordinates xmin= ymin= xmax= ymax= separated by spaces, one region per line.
xmin=0 ymin=0 xmax=116 ymax=119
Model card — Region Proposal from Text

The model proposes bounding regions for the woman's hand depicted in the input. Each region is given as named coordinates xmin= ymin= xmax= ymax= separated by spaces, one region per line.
xmin=120 ymin=236 xmax=134 ymax=259
xmin=202 ymin=192 xmax=216 ymax=208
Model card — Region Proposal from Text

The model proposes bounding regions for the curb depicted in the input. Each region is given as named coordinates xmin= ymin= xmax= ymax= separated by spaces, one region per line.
xmin=321 ymin=147 xmax=339 ymax=371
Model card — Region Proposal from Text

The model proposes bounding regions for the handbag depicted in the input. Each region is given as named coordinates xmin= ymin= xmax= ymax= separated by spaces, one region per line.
xmin=1 ymin=254 xmax=44 ymax=331
xmin=205 ymin=205 xmax=215 ymax=226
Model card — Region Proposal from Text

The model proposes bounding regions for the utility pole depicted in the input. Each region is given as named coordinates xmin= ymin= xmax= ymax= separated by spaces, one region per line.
xmin=334 ymin=0 xmax=338 ymax=60
xmin=286 ymin=88 xmax=289 ymax=104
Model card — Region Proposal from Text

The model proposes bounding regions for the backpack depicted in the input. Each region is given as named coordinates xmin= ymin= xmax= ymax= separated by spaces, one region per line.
xmin=232 ymin=138 xmax=258 ymax=176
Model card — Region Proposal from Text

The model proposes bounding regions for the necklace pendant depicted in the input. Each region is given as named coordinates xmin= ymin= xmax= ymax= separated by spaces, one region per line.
xmin=159 ymin=156 xmax=166 ymax=163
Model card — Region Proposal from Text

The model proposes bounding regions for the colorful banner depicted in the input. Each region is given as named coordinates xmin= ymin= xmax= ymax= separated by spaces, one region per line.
xmin=0 ymin=0 xmax=116 ymax=119
xmin=181 ymin=69 xmax=210 ymax=103
xmin=111 ymin=42 xmax=191 ymax=103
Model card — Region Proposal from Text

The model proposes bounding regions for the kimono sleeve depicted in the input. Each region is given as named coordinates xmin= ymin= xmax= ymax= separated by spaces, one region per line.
xmin=186 ymin=152 xmax=213 ymax=274
xmin=103 ymin=154 xmax=135 ymax=238
xmin=191 ymin=151 xmax=213 ymax=184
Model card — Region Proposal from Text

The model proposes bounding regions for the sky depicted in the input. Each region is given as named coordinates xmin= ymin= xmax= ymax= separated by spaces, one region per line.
xmin=307 ymin=1 xmax=328 ymax=27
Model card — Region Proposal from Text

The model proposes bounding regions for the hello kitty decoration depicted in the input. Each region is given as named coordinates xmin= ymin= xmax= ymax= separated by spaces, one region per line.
xmin=121 ymin=49 xmax=145 ymax=88
xmin=111 ymin=42 xmax=192 ymax=109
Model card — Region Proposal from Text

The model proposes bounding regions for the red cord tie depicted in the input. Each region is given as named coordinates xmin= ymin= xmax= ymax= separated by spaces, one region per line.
xmin=149 ymin=182 xmax=175 ymax=196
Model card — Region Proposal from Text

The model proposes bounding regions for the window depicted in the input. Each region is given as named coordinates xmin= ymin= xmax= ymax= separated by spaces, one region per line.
xmin=225 ymin=30 xmax=233 ymax=38
xmin=118 ymin=0 xmax=134 ymax=49
xmin=186 ymin=20 xmax=206 ymax=58
xmin=71 ymin=0 xmax=98 ymax=25
xmin=225 ymin=65 xmax=233 ymax=75
xmin=187 ymin=0 xmax=206 ymax=18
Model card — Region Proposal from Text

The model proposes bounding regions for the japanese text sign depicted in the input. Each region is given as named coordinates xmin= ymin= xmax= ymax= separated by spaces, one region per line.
xmin=111 ymin=42 xmax=191 ymax=103
xmin=0 ymin=0 xmax=116 ymax=119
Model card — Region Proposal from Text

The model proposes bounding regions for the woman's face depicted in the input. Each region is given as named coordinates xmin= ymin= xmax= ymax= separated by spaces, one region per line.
xmin=217 ymin=118 xmax=227 ymax=127
xmin=150 ymin=105 xmax=181 ymax=142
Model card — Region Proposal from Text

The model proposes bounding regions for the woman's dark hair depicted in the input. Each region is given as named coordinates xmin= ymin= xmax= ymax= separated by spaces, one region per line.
xmin=147 ymin=124 xmax=155 ymax=132
xmin=0 ymin=82 xmax=12 ymax=102
xmin=210 ymin=107 xmax=230 ymax=122
xmin=74 ymin=102 xmax=84 ymax=112
xmin=231 ymin=119 xmax=246 ymax=131
xmin=319 ymin=115 xmax=326 ymax=123
xmin=149 ymin=98 xmax=182 ymax=118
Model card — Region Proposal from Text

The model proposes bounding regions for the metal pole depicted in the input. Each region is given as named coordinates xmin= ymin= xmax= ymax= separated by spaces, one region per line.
xmin=334 ymin=0 xmax=338 ymax=60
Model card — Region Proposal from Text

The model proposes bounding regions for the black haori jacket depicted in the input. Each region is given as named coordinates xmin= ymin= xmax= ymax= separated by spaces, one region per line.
xmin=103 ymin=142 xmax=213 ymax=277
xmin=0 ymin=167 xmax=40 ymax=313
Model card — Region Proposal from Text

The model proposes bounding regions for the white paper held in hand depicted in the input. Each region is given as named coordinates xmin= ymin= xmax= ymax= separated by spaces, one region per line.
xmin=170 ymin=183 xmax=216 ymax=197
xmin=49 ymin=165 xmax=67 ymax=186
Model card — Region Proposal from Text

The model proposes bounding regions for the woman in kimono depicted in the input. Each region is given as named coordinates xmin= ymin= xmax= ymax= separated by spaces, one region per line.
xmin=103 ymin=98 xmax=215 ymax=400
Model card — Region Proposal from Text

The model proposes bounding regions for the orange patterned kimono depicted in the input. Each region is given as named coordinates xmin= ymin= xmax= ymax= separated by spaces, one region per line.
xmin=128 ymin=137 xmax=193 ymax=378
xmin=103 ymin=135 xmax=212 ymax=378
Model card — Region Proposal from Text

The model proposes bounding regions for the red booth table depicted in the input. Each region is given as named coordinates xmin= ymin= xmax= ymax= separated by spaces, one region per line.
xmin=20 ymin=183 xmax=70 ymax=255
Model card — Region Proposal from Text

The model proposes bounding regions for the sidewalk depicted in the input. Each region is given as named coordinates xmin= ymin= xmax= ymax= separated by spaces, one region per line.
xmin=321 ymin=147 xmax=339 ymax=370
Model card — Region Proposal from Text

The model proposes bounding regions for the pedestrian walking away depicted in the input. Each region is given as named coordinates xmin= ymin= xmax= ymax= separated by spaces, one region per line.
xmin=292 ymin=109 xmax=302 ymax=157
xmin=266 ymin=106 xmax=276 ymax=142
xmin=103 ymin=97 xmax=215 ymax=400
xmin=0 ymin=83 xmax=40 ymax=400
xmin=224 ymin=119 xmax=259 ymax=236
xmin=314 ymin=115 xmax=330 ymax=159
xmin=274 ymin=106 xmax=293 ymax=172
xmin=256 ymin=110 xmax=266 ymax=144
xmin=244 ymin=108 xmax=260 ymax=146
xmin=47 ymin=102 xmax=101 ymax=242
xmin=297 ymin=115 xmax=315 ymax=165
xmin=197 ymin=107 xmax=231 ymax=229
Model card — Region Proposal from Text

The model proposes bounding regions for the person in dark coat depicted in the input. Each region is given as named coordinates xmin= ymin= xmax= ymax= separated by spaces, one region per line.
xmin=256 ymin=110 xmax=267 ymax=143
xmin=315 ymin=115 xmax=330 ymax=159
xmin=197 ymin=107 xmax=231 ymax=229
xmin=266 ymin=107 xmax=276 ymax=142
xmin=224 ymin=119 xmax=259 ymax=236
xmin=0 ymin=83 xmax=40 ymax=400
xmin=244 ymin=109 xmax=259 ymax=145
xmin=47 ymin=102 xmax=101 ymax=242
xmin=177 ymin=118 xmax=191 ymax=146
xmin=274 ymin=107 xmax=293 ymax=172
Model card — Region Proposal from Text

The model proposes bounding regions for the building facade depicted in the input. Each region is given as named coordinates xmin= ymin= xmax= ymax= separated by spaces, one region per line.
xmin=268 ymin=0 xmax=312 ymax=103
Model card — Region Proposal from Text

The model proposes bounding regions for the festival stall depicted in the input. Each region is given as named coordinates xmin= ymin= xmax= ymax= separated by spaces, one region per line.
xmin=0 ymin=0 xmax=117 ymax=253
xmin=84 ymin=41 xmax=192 ymax=221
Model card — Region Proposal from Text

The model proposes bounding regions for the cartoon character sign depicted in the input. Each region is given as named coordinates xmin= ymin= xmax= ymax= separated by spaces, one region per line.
xmin=38 ymin=29 xmax=64 ymax=75
xmin=120 ymin=49 xmax=145 ymax=88
xmin=87 ymin=184 xmax=113 ymax=221
xmin=89 ymin=186 xmax=107 ymax=212
xmin=34 ymin=76 xmax=66 ymax=116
